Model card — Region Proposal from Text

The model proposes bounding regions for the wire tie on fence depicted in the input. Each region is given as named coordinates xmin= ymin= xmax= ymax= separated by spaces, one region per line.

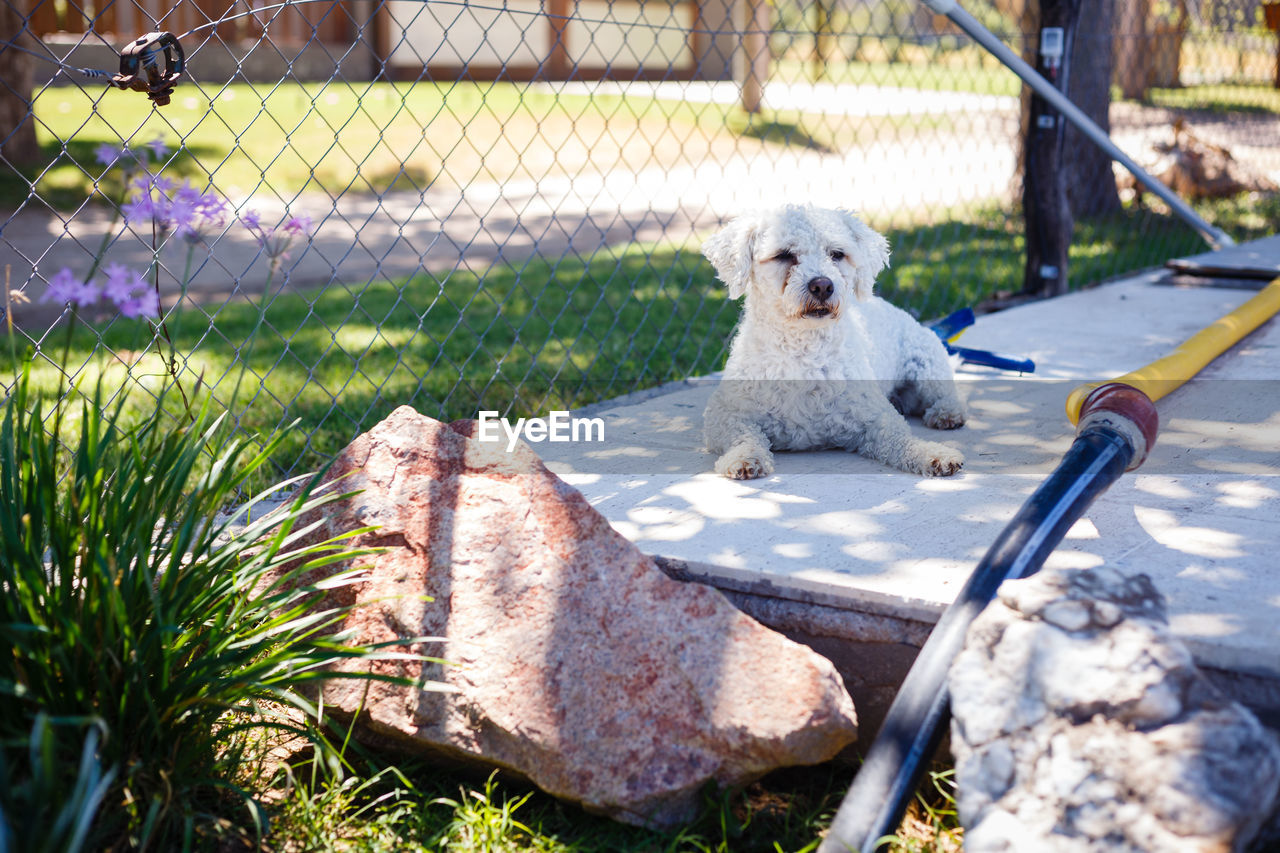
xmin=111 ymin=32 xmax=185 ymax=107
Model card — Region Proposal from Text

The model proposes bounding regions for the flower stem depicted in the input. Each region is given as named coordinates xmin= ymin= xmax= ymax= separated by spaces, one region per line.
xmin=228 ymin=260 xmax=278 ymax=428
xmin=146 ymin=221 xmax=193 ymax=422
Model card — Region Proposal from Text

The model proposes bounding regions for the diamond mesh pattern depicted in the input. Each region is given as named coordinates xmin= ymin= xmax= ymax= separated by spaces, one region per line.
xmin=2 ymin=0 xmax=1279 ymax=476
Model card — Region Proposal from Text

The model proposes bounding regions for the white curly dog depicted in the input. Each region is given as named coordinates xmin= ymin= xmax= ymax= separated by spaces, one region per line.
xmin=702 ymin=205 xmax=967 ymax=480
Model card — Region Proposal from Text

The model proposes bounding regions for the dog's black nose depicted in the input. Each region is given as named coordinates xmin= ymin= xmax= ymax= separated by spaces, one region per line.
xmin=807 ymin=277 xmax=834 ymax=302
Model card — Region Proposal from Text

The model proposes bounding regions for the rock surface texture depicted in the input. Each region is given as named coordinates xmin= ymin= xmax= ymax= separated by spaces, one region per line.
xmin=293 ymin=406 xmax=858 ymax=828
xmin=950 ymin=567 xmax=1280 ymax=853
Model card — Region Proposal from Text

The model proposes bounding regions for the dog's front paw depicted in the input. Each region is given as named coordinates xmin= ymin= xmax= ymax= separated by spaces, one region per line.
xmin=715 ymin=445 xmax=775 ymax=480
xmin=923 ymin=402 xmax=966 ymax=430
xmin=909 ymin=441 xmax=964 ymax=477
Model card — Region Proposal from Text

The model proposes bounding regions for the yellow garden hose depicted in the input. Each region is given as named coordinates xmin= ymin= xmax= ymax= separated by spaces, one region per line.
xmin=1066 ymin=276 xmax=1280 ymax=425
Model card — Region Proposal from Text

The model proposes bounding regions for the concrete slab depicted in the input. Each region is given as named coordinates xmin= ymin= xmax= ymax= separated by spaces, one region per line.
xmin=534 ymin=269 xmax=1280 ymax=716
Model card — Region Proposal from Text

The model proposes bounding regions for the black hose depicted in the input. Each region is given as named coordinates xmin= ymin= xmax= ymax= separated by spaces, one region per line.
xmin=819 ymin=424 xmax=1135 ymax=853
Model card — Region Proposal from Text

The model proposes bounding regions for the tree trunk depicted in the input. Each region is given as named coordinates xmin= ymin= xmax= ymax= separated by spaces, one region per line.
xmin=1022 ymin=0 xmax=1081 ymax=297
xmin=741 ymin=0 xmax=770 ymax=113
xmin=0 ymin=0 xmax=40 ymax=168
xmin=1017 ymin=0 xmax=1121 ymax=297
xmin=1064 ymin=0 xmax=1121 ymax=217
xmin=812 ymin=0 xmax=833 ymax=82
xmin=1115 ymin=0 xmax=1150 ymax=99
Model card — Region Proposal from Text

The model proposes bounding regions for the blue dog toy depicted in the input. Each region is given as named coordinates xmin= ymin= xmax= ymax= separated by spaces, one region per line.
xmin=929 ymin=308 xmax=1035 ymax=374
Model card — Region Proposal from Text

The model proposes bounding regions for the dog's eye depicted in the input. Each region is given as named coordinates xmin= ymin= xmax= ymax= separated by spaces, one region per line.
xmin=829 ymin=249 xmax=846 ymax=262
xmin=773 ymin=250 xmax=797 ymax=265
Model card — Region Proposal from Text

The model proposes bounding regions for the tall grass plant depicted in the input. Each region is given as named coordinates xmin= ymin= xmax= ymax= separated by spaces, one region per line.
xmin=0 ymin=142 xmax=437 ymax=850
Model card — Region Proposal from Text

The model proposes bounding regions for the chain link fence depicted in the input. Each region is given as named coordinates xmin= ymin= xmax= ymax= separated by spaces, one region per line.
xmin=2 ymin=0 xmax=1279 ymax=476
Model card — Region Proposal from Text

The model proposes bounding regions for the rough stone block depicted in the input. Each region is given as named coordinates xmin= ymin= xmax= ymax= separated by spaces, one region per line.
xmin=292 ymin=406 xmax=858 ymax=828
xmin=951 ymin=567 xmax=1280 ymax=852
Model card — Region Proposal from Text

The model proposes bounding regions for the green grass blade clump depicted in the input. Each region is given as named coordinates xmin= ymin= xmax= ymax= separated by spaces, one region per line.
xmin=0 ymin=366 xmax=426 ymax=850
xmin=0 ymin=713 xmax=117 ymax=853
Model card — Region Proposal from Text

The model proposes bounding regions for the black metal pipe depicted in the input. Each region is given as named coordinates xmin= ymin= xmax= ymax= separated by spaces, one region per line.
xmin=819 ymin=424 xmax=1136 ymax=853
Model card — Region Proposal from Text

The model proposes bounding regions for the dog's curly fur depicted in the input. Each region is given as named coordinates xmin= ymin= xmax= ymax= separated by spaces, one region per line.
xmin=703 ymin=205 xmax=966 ymax=479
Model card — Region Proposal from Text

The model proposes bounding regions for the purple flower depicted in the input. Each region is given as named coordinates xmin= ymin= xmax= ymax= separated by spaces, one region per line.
xmin=123 ymin=178 xmax=227 ymax=243
xmin=145 ymin=137 xmax=169 ymax=160
xmin=95 ymin=143 xmax=123 ymax=167
xmin=122 ymin=192 xmax=160 ymax=224
xmin=95 ymin=143 xmax=147 ymax=180
xmin=40 ymin=264 xmax=158 ymax=318
xmin=283 ymin=214 xmax=312 ymax=235
xmin=41 ymin=268 xmax=82 ymax=304
xmin=242 ymin=209 xmax=313 ymax=262
xmin=40 ymin=268 xmax=98 ymax=307
xmin=117 ymin=290 xmax=160 ymax=319
xmin=166 ymin=193 xmax=200 ymax=241
xmin=70 ymin=280 xmax=101 ymax=307
xmin=102 ymin=262 xmax=148 ymax=305
xmin=170 ymin=183 xmax=227 ymax=242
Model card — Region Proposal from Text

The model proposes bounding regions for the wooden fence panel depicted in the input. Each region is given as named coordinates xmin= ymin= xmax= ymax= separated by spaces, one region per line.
xmin=26 ymin=0 xmax=350 ymax=42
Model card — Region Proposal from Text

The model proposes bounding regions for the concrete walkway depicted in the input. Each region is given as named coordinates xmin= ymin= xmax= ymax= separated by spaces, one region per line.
xmin=541 ymin=80 xmax=1019 ymax=117
xmin=534 ymin=267 xmax=1280 ymax=717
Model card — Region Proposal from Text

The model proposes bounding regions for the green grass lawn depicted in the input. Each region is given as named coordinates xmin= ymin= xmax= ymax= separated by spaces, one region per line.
xmin=16 ymin=189 xmax=1265 ymax=485
xmin=1147 ymin=83 xmax=1280 ymax=115
xmin=19 ymin=244 xmax=735 ymax=481
xmin=11 ymin=76 xmax=992 ymax=212
xmin=243 ymin=739 xmax=963 ymax=852
xmin=15 ymin=77 xmax=928 ymax=210
xmin=14 ymin=80 xmax=746 ymax=208
xmin=266 ymin=757 xmax=847 ymax=852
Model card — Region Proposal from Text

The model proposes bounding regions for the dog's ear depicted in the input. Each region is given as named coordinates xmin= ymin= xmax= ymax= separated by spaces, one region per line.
xmin=703 ymin=215 xmax=757 ymax=300
xmin=835 ymin=208 xmax=890 ymax=300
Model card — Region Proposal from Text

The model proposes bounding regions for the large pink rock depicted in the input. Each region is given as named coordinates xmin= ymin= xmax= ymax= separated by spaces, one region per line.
xmin=294 ymin=406 xmax=857 ymax=828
